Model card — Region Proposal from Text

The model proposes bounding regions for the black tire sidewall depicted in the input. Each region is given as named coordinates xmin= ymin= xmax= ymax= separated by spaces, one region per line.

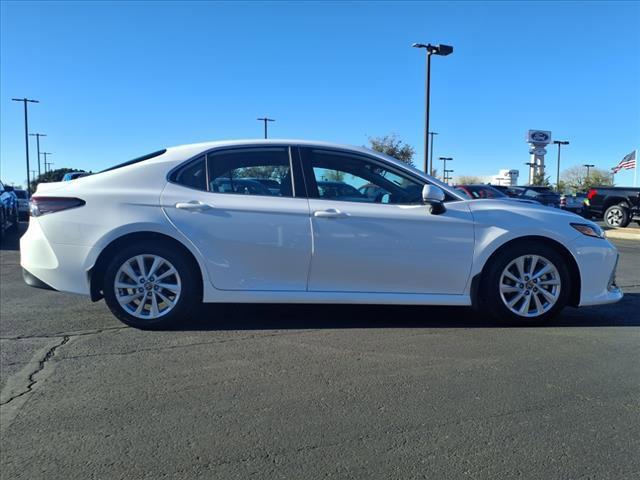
xmin=103 ymin=242 xmax=199 ymax=329
xmin=482 ymin=242 xmax=571 ymax=325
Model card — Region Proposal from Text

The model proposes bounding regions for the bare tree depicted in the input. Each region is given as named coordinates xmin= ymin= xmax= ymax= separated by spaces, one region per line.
xmin=561 ymin=165 xmax=613 ymax=192
xmin=456 ymin=175 xmax=483 ymax=184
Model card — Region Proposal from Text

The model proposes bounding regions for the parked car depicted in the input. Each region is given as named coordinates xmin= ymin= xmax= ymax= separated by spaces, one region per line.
xmin=455 ymin=185 xmax=539 ymax=206
xmin=455 ymin=184 xmax=508 ymax=200
xmin=14 ymin=189 xmax=30 ymax=221
xmin=21 ymin=140 xmax=621 ymax=329
xmin=0 ymin=180 xmax=19 ymax=240
xmin=559 ymin=193 xmax=587 ymax=217
xmin=504 ymin=186 xmax=561 ymax=208
xmin=586 ymin=186 xmax=640 ymax=228
xmin=62 ymin=171 xmax=91 ymax=181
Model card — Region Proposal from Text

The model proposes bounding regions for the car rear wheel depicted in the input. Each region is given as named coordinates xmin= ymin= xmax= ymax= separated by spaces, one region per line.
xmin=482 ymin=242 xmax=570 ymax=325
xmin=604 ymin=204 xmax=630 ymax=228
xmin=103 ymin=243 xmax=199 ymax=329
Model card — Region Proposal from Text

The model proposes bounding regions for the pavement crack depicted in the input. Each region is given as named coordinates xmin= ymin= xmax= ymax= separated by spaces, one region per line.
xmin=0 ymin=326 xmax=128 ymax=341
xmin=0 ymin=335 xmax=70 ymax=407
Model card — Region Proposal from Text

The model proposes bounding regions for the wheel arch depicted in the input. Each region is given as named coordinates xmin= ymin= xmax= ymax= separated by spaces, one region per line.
xmin=88 ymin=231 xmax=204 ymax=302
xmin=471 ymin=235 xmax=581 ymax=309
xmin=603 ymin=196 xmax=630 ymax=210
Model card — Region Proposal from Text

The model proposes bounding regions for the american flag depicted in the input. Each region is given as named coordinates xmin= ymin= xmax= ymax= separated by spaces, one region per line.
xmin=612 ymin=150 xmax=636 ymax=173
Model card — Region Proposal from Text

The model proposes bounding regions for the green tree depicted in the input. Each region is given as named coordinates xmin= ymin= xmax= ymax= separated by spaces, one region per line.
xmin=532 ymin=171 xmax=551 ymax=187
xmin=367 ymin=134 xmax=415 ymax=167
xmin=29 ymin=168 xmax=85 ymax=192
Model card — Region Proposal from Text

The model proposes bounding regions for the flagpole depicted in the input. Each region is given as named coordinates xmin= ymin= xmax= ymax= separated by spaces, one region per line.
xmin=634 ymin=149 xmax=638 ymax=187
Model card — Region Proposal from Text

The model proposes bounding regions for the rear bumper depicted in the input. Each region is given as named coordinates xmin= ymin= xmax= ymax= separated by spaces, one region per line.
xmin=20 ymin=219 xmax=96 ymax=296
xmin=22 ymin=268 xmax=56 ymax=291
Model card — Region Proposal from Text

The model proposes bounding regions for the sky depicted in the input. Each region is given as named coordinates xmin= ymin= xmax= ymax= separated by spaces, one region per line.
xmin=1 ymin=0 xmax=639 ymax=187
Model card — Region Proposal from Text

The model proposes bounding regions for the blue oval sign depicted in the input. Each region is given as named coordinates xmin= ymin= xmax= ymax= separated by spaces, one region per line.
xmin=531 ymin=131 xmax=550 ymax=142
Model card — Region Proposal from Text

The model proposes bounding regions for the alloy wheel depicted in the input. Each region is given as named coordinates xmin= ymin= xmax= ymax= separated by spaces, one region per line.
xmin=114 ymin=254 xmax=182 ymax=319
xmin=499 ymin=254 xmax=561 ymax=318
xmin=606 ymin=207 xmax=623 ymax=226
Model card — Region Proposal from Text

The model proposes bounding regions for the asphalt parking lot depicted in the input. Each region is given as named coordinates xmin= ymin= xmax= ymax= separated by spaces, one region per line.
xmin=1 ymin=223 xmax=639 ymax=479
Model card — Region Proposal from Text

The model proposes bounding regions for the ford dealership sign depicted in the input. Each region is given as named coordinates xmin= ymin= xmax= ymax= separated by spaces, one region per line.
xmin=527 ymin=130 xmax=552 ymax=144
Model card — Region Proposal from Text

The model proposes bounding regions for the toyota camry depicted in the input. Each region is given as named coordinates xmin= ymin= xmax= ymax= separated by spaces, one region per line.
xmin=20 ymin=140 xmax=622 ymax=328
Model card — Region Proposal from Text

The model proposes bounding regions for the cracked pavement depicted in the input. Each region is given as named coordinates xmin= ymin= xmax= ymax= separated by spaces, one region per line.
xmin=1 ymin=224 xmax=639 ymax=479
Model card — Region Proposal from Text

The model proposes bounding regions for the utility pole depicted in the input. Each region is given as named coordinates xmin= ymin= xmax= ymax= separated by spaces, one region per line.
xmin=30 ymin=169 xmax=37 ymax=186
xmin=12 ymin=97 xmax=39 ymax=196
xmin=43 ymin=152 xmax=53 ymax=173
xmin=412 ymin=43 xmax=453 ymax=173
xmin=439 ymin=156 xmax=453 ymax=181
xmin=29 ymin=133 xmax=47 ymax=177
xmin=428 ymin=131 xmax=438 ymax=176
xmin=257 ymin=117 xmax=275 ymax=139
xmin=552 ymin=140 xmax=569 ymax=192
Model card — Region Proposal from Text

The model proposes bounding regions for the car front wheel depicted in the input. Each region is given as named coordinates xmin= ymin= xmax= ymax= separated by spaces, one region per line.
xmin=482 ymin=242 xmax=570 ymax=325
xmin=103 ymin=243 xmax=199 ymax=329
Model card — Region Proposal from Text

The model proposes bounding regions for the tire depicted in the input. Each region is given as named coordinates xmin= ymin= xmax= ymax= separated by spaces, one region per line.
xmin=604 ymin=204 xmax=630 ymax=228
xmin=481 ymin=241 xmax=570 ymax=325
xmin=8 ymin=207 xmax=18 ymax=232
xmin=103 ymin=242 xmax=200 ymax=329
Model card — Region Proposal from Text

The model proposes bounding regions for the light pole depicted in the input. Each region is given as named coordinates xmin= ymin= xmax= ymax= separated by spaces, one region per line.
xmin=11 ymin=97 xmax=39 ymax=196
xmin=525 ymin=162 xmax=536 ymax=184
xmin=439 ymin=156 xmax=453 ymax=181
xmin=428 ymin=131 xmax=438 ymax=176
xmin=584 ymin=164 xmax=595 ymax=179
xmin=29 ymin=132 xmax=47 ymax=177
xmin=43 ymin=152 xmax=53 ymax=173
xmin=257 ymin=117 xmax=275 ymax=139
xmin=553 ymin=140 xmax=569 ymax=192
xmin=412 ymin=43 xmax=453 ymax=174
xmin=444 ymin=169 xmax=454 ymax=184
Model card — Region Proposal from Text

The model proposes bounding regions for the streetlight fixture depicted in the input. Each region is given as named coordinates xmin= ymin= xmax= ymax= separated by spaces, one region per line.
xmin=11 ymin=97 xmax=39 ymax=195
xmin=42 ymin=152 xmax=53 ymax=173
xmin=257 ymin=117 xmax=275 ymax=139
xmin=584 ymin=164 xmax=595 ymax=179
xmin=412 ymin=43 xmax=453 ymax=174
xmin=444 ymin=169 xmax=454 ymax=184
xmin=552 ymin=140 xmax=569 ymax=192
xmin=29 ymin=132 xmax=47 ymax=177
xmin=439 ymin=156 xmax=453 ymax=180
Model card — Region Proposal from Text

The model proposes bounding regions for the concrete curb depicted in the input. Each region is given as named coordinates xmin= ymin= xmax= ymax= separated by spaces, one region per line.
xmin=605 ymin=229 xmax=640 ymax=240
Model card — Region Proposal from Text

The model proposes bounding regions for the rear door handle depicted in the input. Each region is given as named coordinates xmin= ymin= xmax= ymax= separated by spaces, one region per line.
xmin=175 ymin=201 xmax=212 ymax=211
xmin=313 ymin=208 xmax=349 ymax=219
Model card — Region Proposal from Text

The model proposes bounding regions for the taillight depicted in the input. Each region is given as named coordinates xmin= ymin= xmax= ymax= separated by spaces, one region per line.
xmin=30 ymin=196 xmax=85 ymax=217
xmin=587 ymin=189 xmax=598 ymax=200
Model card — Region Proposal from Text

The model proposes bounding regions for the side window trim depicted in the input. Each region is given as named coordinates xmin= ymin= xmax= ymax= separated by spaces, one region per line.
xmin=168 ymin=144 xmax=307 ymax=198
xmin=299 ymin=146 xmax=426 ymax=204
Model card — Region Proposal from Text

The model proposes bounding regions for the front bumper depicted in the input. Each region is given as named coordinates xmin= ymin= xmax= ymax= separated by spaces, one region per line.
xmin=570 ymin=235 xmax=623 ymax=306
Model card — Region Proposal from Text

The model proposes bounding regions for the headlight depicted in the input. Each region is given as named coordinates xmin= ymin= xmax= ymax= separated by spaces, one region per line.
xmin=571 ymin=222 xmax=605 ymax=239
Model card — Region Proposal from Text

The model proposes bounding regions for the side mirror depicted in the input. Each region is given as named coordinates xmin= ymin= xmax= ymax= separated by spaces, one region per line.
xmin=422 ymin=184 xmax=446 ymax=215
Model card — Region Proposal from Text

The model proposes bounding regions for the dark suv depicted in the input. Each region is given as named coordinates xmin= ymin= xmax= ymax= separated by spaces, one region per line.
xmin=0 ymin=180 xmax=19 ymax=240
xmin=503 ymin=186 xmax=561 ymax=208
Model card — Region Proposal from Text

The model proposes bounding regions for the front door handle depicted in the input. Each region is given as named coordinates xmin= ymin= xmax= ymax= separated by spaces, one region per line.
xmin=175 ymin=201 xmax=212 ymax=211
xmin=313 ymin=208 xmax=349 ymax=219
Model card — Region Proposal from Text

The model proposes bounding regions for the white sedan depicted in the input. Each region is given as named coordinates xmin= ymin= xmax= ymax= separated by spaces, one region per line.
xmin=20 ymin=140 xmax=622 ymax=328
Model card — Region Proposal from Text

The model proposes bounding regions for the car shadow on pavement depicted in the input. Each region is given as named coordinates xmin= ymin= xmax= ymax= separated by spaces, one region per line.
xmin=169 ymin=293 xmax=640 ymax=331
